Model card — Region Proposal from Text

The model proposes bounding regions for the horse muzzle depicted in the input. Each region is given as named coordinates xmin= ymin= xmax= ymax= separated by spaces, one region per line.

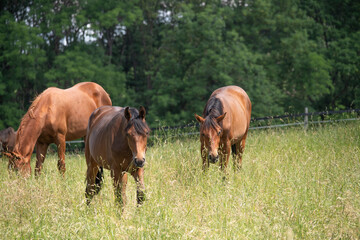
xmin=134 ymin=157 xmax=145 ymax=168
xmin=209 ymin=154 xmax=219 ymax=164
xmin=8 ymin=160 xmax=31 ymax=178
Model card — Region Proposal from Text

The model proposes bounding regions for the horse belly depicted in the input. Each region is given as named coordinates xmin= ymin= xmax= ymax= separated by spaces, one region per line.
xmin=88 ymin=124 xmax=119 ymax=170
xmin=70 ymin=110 xmax=96 ymax=133
xmin=89 ymin=142 xmax=112 ymax=169
xmin=65 ymin=124 xmax=87 ymax=140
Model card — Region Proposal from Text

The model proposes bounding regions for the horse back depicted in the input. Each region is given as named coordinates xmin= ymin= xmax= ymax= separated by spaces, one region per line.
xmin=42 ymin=82 xmax=112 ymax=140
xmin=86 ymin=106 xmax=129 ymax=169
xmin=74 ymin=82 xmax=112 ymax=107
xmin=213 ymin=86 xmax=251 ymax=140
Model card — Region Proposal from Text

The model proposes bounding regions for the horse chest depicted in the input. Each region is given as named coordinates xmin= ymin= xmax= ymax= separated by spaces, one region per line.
xmin=111 ymin=147 xmax=132 ymax=167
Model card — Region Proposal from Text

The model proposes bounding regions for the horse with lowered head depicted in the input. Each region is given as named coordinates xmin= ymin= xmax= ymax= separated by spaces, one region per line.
xmin=7 ymin=82 xmax=112 ymax=177
xmin=85 ymin=106 xmax=150 ymax=209
xmin=195 ymin=85 xmax=251 ymax=171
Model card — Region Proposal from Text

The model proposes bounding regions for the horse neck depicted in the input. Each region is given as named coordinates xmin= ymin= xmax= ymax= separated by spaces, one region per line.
xmin=14 ymin=115 xmax=44 ymax=160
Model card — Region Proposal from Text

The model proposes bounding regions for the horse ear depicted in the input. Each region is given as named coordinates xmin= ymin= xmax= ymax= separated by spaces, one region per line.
xmin=3 ymin=151 xmax=12 ymax=158
xmin=195 ymin=114 xmax=205 ymax=123
xmin=216 ymin=112 xmax=227 ymax=123
xmin=3 ymin=151 xmax=20 ymax=160
xmin=125 ymin=107 xmax=131 ymax=121
xmin=139 ymin=106 xmax=146 ymax=120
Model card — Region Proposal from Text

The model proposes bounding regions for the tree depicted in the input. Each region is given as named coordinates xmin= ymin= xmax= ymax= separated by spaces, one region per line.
xmin=44 ymin=44 xmax=127 ymax=105
xmin=0 ymin=11 xmax=46 ymax=129
xmin=0 ymin=0 xmax=358 ymax=129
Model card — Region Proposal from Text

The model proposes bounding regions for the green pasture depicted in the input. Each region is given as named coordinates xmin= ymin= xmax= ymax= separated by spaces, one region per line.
xmin=0 ymin=122 xmax=359 ymax=239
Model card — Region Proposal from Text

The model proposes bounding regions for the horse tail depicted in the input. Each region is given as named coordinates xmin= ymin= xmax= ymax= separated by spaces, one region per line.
xmin=95 ymin=166 xmax=104 ymax=194
xmin=231 ymin=144 xmax=237 ymax=156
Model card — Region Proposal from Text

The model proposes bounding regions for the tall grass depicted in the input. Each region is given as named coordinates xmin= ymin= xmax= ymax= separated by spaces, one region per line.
xmin=0 ymin=122 xmax=359 ymax=239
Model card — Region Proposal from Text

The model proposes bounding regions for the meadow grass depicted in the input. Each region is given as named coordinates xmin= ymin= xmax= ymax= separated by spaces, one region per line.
xmin=0 ymin=122 xmax=359 ymax=239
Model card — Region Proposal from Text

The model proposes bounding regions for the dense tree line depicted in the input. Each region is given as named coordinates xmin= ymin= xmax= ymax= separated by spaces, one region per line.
xmin=0 ymin=0 xmax=359 ymax=128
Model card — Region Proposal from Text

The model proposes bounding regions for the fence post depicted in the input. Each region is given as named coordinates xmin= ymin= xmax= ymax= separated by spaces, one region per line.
xmin=304 ymin=107 xmax=308 ymax=130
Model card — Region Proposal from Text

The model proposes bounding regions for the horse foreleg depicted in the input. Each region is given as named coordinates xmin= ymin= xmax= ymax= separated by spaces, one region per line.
xmin=112 ymin=170 xmax=128 ymax=209
xmin=233 ymin=142 xmax=244 ymax=171
xmin=35 ymin=141 xmax=49 ymax=176
xmin=201 ymin=142 xmax=209 ymax=172
xmin=220 ymin=140 xmax=231 ymax=172
xmin=132 ymin=168 xmax=145 ymax=206
xmin=55 ymin=134 xmax=66 ymax=175
xmin=234 ymin=133 xmax=248 ymax=171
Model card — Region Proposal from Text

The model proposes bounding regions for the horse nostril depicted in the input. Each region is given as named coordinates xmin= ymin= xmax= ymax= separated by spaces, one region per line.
xmin=209 ymin=154 xmax=219 ymax=163
xmin=134 ymin=157 xmax=145 ymax=167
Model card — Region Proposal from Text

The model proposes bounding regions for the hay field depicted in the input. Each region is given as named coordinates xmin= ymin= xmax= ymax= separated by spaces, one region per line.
xmin=0 ymin=122 xmax=359 ymax=239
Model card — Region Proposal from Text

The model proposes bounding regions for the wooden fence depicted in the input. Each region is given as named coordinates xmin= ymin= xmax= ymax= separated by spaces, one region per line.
xmin=65 ymin=108 xmax=360 ymax=149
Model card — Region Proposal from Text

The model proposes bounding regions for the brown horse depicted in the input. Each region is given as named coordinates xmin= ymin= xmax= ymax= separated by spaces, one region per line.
xmin=85 ymin=106 xmax=150 ymax=208
xmin=7 ymin=82 xmax=112 ymax=177
xmin=0 ymin=127 xmax=16 ymax=153
xmin=195 ymin=86 xmax=251 ymax=171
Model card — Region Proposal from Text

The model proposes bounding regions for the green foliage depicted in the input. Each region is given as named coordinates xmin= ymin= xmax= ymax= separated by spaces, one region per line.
xmin=44 ymin=45 xmax=127 ymax=105
xmin=269 ymin=30 xmax=332 ymax=109
xmin=324 ymin=32 xmax=360 ymax=108
xmin=0 ymin=0 xmax=359 ymax=128
xmin=0 ymin=10 xmax=46 ymax=128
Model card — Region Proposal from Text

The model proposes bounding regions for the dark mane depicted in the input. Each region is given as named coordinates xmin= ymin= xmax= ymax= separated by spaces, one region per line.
xmin=124 ymin=108 xmax=150 ymax=136
xmin=202 ymin=97 xmax=224 ymax=129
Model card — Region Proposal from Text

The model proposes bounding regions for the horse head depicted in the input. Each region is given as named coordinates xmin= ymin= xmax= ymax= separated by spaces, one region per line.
xmin=195 ymin=112 xmax=226 ymax=163
xmin=124 ymin=106 xmax=150 ymax=168
xmin=6 ymin=151 xmax=31 ymax=178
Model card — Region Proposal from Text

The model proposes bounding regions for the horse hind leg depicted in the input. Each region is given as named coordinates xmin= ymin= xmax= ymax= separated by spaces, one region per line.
xmin=95 ymin=166 xmax=104 ymax=194
xmin=85 ymin=160 xmax=101 ymax=205
xmin=233 ymin=142 xmax=242 ymax=171
xmin=55 ymin=134 xmax=66 ymax=175
xmin=231 ymin=144 xmax=237 ymax=159
xmin=234 ymin=134 xmax=248 ymax=171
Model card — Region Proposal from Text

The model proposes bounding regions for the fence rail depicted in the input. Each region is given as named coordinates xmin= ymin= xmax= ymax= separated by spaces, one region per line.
xmin=149 ymin=108 xmax=360 ymax=131
xmin=249 ymin=117 xmax=359 ymax=130
xmin=65 ymin=108 xmax=360 ymax=145
xmin=250 ymin=108 xmax=360 ymax=121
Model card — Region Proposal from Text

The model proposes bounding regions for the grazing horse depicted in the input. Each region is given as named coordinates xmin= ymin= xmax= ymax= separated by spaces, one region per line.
xmin=195 ymin=86 xmax=251 ymax=171
xmin=0 ymin=127 xmax=16 ymax=153
xmin=85 ymin=106 xmax=150 ymax=209
xmin=7 ymin=82 xmax=112 ymax=177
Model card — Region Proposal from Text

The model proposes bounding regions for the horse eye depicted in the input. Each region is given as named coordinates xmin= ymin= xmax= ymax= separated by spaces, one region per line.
xmin=218 ymin=130 xmax=221 ymax=136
